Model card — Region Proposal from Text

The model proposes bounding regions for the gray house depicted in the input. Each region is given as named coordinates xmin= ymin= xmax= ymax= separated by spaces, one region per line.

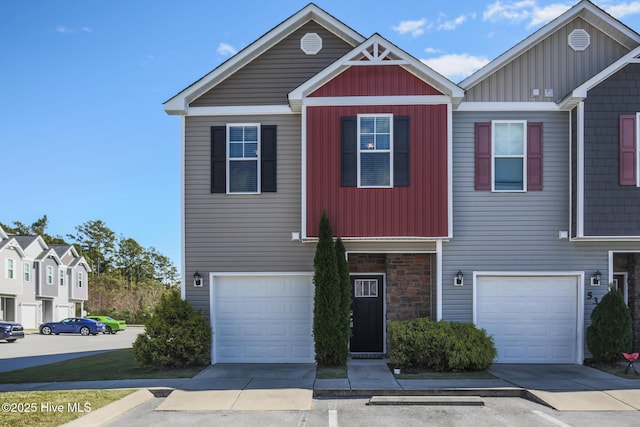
xmin=165 ymin=1 xmax=640 ymax=364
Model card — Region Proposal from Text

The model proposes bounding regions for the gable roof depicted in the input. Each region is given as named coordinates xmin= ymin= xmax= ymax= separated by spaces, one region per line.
xmin=0 ymin=237 xmax=27 ymax=257
xmin=288 ymin=33 xmax=464 ymax=111
xmin=559 ymin=45 xmax=640 ymax=109
xmin=51 ymin=244 xmax=79 ymax=259
xmin=12 ymin=235 xmax=48 ymax=254
xmin=164 ymin=3 xmax=364 ymax=115
xmin=459 ymin=0 xmax=640 ymax=90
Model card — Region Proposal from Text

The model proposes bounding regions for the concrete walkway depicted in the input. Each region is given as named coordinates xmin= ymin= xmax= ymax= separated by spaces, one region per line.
xmin=2 ymin=359 xmax=640 ymax=424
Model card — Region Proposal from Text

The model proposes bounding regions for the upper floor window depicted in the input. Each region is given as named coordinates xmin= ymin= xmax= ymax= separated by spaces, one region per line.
xmin=475 ymin=120 xmax=543 ymax=192
xmin=358 ymin=114 xmax=393 ymax=187
xmin=6 ymin=258 xmax=15 ymax=279
xmin=59 ymin=268 xmax=65 ymax=286
xmin=23 ymin=262 xmax=30 ymax=282
xmin=341 ymin=115 xmax=410 ymax=188
xmin=46 ymin=266 xmax=54 ymax=285
xmin=493 ymin=121 xmax=526 ymax=191
xmin=228 ymin=124 xmax=260 ymax=193
xmin=78 ymin=272 xmax=84 ymax=288
xmin=211 ymin=124 xmax=277 ymax=194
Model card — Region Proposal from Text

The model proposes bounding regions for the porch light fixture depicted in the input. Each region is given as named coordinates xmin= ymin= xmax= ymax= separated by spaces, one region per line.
xmin=591 ymin=270 xmax=602 ymax=287
xmin=193 ymin=271 xmax=203 ymax=287
xmin=454 ymin=270 xmax=464 ymax=286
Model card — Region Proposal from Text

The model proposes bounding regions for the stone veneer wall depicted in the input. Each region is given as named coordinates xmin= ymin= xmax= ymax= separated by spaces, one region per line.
xmin=348 ymin=253 xmax=432 ymax=324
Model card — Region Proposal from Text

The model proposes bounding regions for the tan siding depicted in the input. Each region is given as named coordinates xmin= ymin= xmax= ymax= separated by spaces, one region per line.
xmin=191 ymin=21 xmax=354 ymax=107
xmin=465 ymin=18 xmax=633 ymax=102
xmin=184 ymin=114 xmax=315 ymax=301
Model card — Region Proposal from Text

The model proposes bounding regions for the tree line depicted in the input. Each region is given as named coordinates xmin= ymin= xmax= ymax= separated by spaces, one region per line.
xmin=1 ymin=215 xmax=179 ymax=322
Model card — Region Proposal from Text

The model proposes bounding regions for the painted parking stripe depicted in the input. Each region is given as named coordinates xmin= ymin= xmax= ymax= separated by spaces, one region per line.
xmin=532 ymin=410 xmax=572 ymax=427
xmin=329 ymin=409 xmax=338 ymax=427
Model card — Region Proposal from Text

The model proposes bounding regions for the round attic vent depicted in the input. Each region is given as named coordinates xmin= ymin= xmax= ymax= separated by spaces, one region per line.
xmin=568 ymin=29 xmax=590 ymax=51
xmin=301 ymin=33 xmax=322 ymax=55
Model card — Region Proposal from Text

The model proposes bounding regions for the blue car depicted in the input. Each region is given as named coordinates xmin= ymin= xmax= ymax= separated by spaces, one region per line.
xmin=39 ymin=317 xmax=105 ymax=336
xmin=0 ymin=321 xmax=25 ymax=342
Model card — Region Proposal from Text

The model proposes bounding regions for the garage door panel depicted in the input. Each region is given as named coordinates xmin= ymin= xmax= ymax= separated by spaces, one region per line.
xmin=214 ymin=275 xmax=314 ymax=363
xmin=476 ymin=276 xmax=578 ymax=364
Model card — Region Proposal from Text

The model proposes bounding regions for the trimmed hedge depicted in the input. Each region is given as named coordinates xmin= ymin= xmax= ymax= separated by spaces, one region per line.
xmin=388 ymin=318 xmax=496 ymax=371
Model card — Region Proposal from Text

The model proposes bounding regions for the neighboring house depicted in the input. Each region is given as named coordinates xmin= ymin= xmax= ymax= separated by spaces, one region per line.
xmin=0 ymin=226 xmax=89 ymax=328
xmin=165 ymin=1 xmax=640 ymax=364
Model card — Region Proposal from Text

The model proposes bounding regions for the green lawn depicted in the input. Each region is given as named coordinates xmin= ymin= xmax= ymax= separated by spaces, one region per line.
xmin=0 ymin=348 xmax=205 ymax=383
xmin=0 ymin=389 xmax=134 ymax=427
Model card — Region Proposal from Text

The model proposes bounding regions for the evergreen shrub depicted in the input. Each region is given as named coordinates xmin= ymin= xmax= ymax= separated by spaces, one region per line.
xmin=133 ymin=288 xmax=211 ymax=368
xmin=586 ymin=286 xmax=632 ymax=363
xmin=389 ymin=318 xmax=496 ymax=371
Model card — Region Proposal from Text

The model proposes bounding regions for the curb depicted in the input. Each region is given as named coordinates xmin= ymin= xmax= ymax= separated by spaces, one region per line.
xmin=313 ymin=387 xmax=524 ymax=398
xmin=61 ymin=389 xmax=155 ymax=427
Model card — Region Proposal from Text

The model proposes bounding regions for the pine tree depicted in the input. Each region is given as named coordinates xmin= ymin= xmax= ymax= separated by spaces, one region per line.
xmin=312 ymin=212 xmax=341 ymax=365
xmin=586 ymin=286 xmax=632 ymax=363
xmin=335 ymin=237 xmax=352 ymax=364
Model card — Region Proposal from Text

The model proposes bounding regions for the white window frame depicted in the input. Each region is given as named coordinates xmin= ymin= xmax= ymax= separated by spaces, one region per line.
xmin=491 ymin=120 xmax=527 ymax=192
xmin=59 ymin=268 xmax=65 ymax=286
xmin=6 ymin=258 xmax=15 ymax=279
xmin=46 ymin=266 xmax=54 ymax=285
xmin=354 ymin=278 xmax=379 ymax=298
xmin=23 ymin=262 xmax=30 ymax=282
xmin=357 ymin=113 xmax=393 ymax=188
xmin=226 ymin=123 xmax=261 ymax=195
xmin=78 ymin=272 xmax=84 ymax=288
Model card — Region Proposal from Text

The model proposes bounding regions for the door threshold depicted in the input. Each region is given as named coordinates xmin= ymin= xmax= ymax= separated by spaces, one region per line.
xmin=350 ymin=353 xmax=385 ymax=359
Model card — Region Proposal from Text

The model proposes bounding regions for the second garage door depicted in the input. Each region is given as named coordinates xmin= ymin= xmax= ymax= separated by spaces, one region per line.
xmin=475 ymin=275 xmax=580 ymax=364
xmin=212 ymin=274 xmax=314 ymax=363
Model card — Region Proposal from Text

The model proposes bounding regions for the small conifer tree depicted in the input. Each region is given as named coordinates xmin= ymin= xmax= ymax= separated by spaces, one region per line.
xmin=312 ymin=212 xmax=341 ymax=365
xmin=586 ymin=285 xmax=632 ymax=363
xmin=335 ymin=237 xmax=352 ymax=364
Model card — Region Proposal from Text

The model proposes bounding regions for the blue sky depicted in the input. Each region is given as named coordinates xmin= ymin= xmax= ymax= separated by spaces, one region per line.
xmin=2 ymin=0 xmax=640 ymax=269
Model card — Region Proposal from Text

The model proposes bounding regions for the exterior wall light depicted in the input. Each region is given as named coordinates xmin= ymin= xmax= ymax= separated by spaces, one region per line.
xmin=454 ymin=270 xmax=464 ymax=286
xmin=590 ymin=270 xmax=601 ymax=287
xmin=193 ymin=271 xmax=203 ymax=287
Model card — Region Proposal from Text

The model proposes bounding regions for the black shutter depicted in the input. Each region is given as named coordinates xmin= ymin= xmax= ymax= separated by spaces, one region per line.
xmin=261 ymin=125 xmax=277 ymax=192
xmin=211 ymin=126 xmax=226 ymax=193
xmin=393 ymin=116 xmax=410 ymax=187
xmin=341 ymin=117 xmax=357 ymax=187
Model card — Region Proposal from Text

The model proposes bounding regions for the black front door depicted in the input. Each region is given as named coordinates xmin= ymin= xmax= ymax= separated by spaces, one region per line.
xmin=350 ymin=275 xmax=384 ymax=353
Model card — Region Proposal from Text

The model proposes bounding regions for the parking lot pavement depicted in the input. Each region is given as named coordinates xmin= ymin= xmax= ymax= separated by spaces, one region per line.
xmin=0 ymin=327 xmax=142 ymax=372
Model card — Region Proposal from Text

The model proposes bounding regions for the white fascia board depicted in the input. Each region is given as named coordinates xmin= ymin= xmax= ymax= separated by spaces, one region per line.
xmin=456 ymin=102 xmax=559 ymax=112
xmin=1 ymin=238 xmax=27 ymax=257
xmin=186 ymin=105 xmax=295 ymax=116
xmin=572 ymin=235 xmax=640 ymax=241
xmin=459 ymin=1 xmax=640 ymax=90
xmin=570 ymin=46 xmax=640 ymax=100
xmin=303 ymin=95 xmax=451 ymax=107
xmin=164 ymin=4 xmax=364 ymax=115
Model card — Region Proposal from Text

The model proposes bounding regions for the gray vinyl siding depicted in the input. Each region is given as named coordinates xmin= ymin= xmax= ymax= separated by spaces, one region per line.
xmin=184 ymin=114 xmax=315 ymax=313
xmin=583 ymin=63 xmax=640 ymax=236
xmin=444 ymin=110 xmax=638 ymax=326
xmin=190 ymin=21 xmax=353 ymax=107
xmin=465 ymin=18 xmax=631 ymax=102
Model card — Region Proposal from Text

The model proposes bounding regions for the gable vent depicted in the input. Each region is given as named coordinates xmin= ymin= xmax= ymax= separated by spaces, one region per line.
xmin=301 ymin=33 xmax=322 ymax=55
xmin=568 ymin=29 xmax=590 ymax=51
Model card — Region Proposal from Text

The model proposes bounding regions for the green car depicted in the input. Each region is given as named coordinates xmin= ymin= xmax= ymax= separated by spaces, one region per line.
xmin=85 ymin=316 xmax=126 ymax=334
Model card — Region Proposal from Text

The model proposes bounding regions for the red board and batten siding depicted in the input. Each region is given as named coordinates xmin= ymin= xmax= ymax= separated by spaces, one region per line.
xmin=310 ymin=65 xmax=442 ymax=97
xmin=306 ymin=104 xmax=449 ymax=238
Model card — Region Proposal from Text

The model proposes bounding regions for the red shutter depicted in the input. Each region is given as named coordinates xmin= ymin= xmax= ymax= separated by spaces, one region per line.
xmin=475 ymin=123 xmax=491 ymax=190
xmin=619 ymin=115 xmax=637 ymax=186
xmin=527 ymin=122 xmax=543 ymax=191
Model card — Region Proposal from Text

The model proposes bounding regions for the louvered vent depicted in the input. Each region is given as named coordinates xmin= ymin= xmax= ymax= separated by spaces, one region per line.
xmin=568 ymin=29 xmax=590 ymax=51
xmin=301 ymin=33 xmax=322 ymax=55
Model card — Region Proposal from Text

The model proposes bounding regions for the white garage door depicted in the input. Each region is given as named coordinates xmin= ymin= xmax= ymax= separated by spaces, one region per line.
xmin=213 ymin=274 xmax=314 ymax=363
xmin=56 ymin=305 xmax=73 ymax=321
xmin=21 ymin=304 xmax=37 ymax=329
xmin=475 ymin=275 xmax=579 ymax=364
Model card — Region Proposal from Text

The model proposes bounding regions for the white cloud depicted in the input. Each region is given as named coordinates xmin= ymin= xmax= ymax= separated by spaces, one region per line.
xmin=424 ymin=47 xmax=441 ymax=54
xmin=421 ymin=53 xmax=490 ymax=81
xmin=605 ymin=1 xmax=640 ymax=18
xmin=217 ymin=42 xmax=237 ymax=57
xmin=483 ymin=1 xmax=574 ymax=28
xmin=392 ymin=18 xmax=427 ymax=37
xmin=55 ymin=25 xmax=93 ymax=34
xmin=528 ymin=3 xmax=571 ymax=27
xmin=437 ymin=15 xmax=468 ymax=31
